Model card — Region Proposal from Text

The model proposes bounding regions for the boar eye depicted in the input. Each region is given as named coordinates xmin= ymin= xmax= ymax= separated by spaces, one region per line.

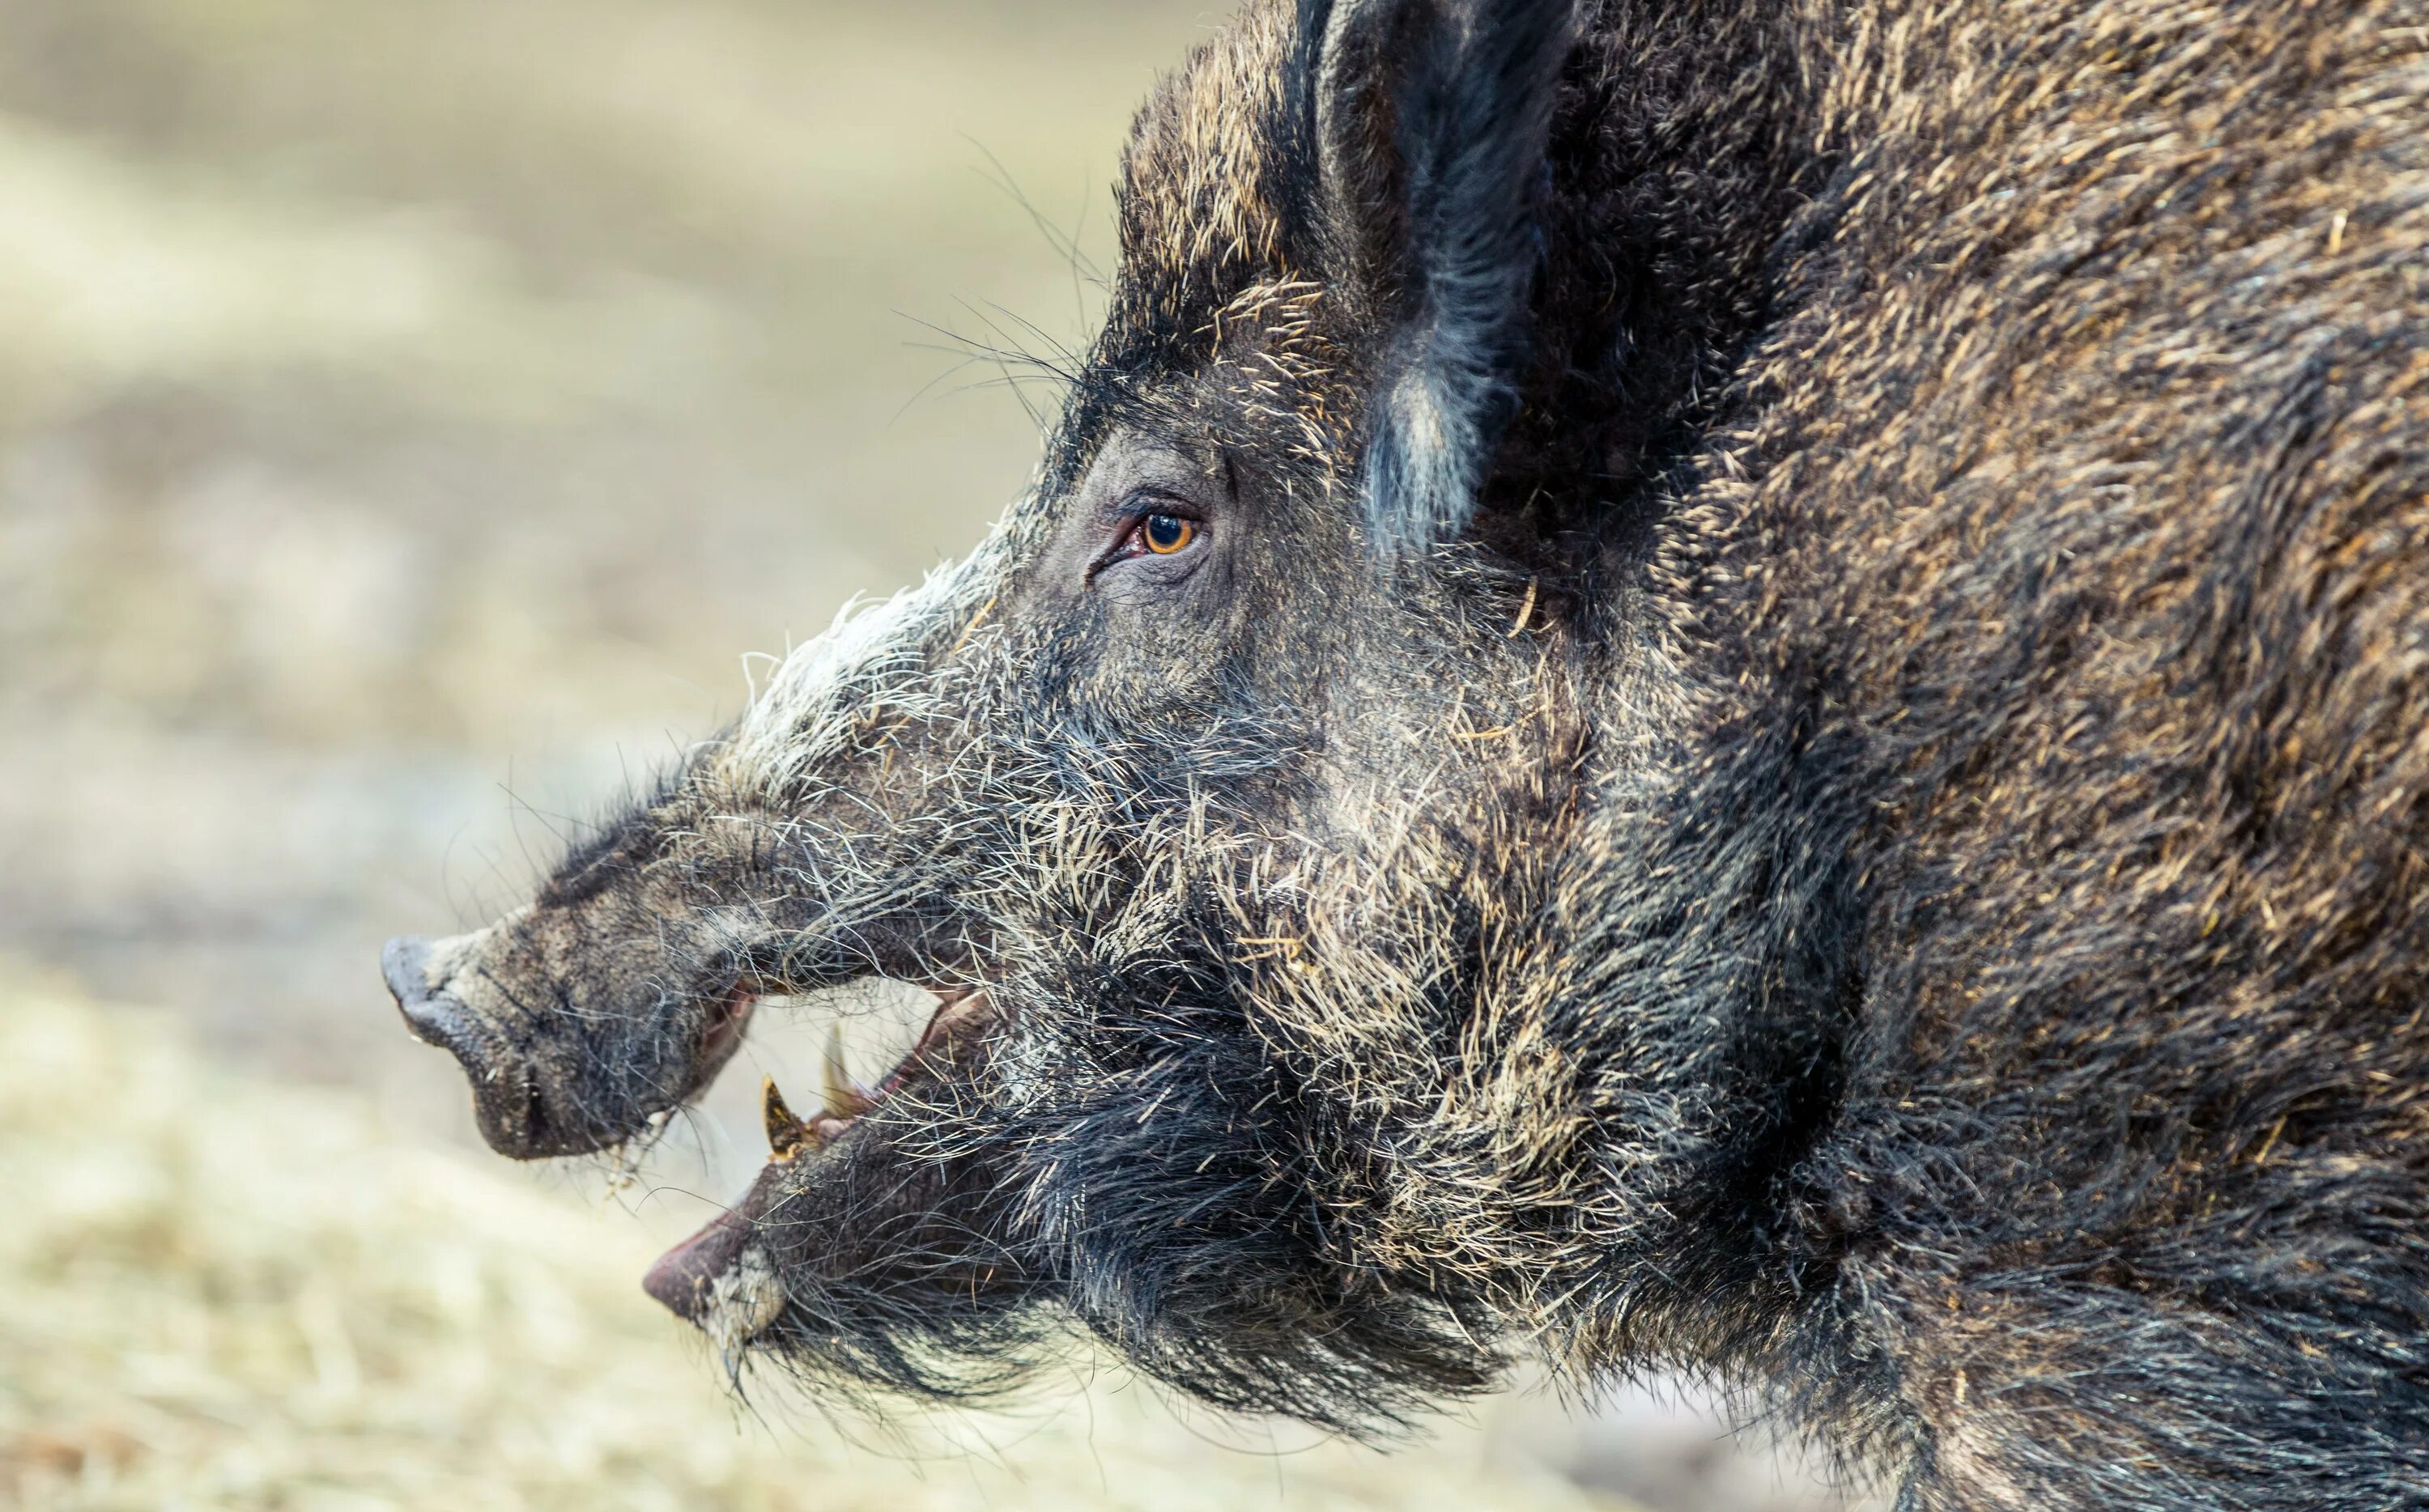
xmin=1099 ymin=505 xmax=1205 ymax=575
xmin=1141 ymin=513 xmax=1195 ymax=554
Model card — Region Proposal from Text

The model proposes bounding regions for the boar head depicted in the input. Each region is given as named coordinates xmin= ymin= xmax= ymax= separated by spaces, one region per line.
xmin=386 ymin=0 xmax=1827 ymax=1431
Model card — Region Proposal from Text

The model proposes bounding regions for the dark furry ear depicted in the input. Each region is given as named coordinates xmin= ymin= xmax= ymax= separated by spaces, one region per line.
xmin=1307 ymin=0 xmax=1574 ymax=558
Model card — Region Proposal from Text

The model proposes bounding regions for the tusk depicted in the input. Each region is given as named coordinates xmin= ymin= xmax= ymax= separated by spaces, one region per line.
xmin=762 ymin=1076 xmax=815 ymax=1159
xmin=821 ymin=1025 xmax=879 ymax=1119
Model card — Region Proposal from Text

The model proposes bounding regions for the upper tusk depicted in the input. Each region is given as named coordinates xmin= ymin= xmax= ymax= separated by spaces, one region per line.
xmin=821 ymin=1024 xmax=879 ymax=1119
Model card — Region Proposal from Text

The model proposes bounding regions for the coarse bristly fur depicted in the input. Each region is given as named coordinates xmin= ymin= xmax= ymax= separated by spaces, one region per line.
xmin=379 ymin=0 xmax=2429 ymax=1506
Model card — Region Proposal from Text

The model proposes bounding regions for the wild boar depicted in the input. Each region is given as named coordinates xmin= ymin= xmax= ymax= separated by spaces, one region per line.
xmin=385 ymin=0 xmax=2429 ymax=1505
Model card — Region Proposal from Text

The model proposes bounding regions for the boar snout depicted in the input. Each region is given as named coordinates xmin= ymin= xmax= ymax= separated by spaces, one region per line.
xmin=382 ymin=936 xmax=463 ymax=1052
xmin=384 ymin=932 xmax=563 ymax=1158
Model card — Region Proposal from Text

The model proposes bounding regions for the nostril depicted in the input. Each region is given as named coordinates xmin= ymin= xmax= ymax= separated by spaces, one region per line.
xmin=398 ymin=991 xmax=465 ymax=1052
xmin=398 ymin=998 xmax=468 ymax=1059
xmin=383 ymin=937 xmax=471 ymax=1055
xmin=380 ymin=933 xmax=575 ymax=1160
xmin=382 ymin=936 xmax=433 ymax=1008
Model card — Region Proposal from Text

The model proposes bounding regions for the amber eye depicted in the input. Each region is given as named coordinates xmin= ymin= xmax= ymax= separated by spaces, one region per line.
xmin=1141 ymin=512 xmax=1195 ymax=554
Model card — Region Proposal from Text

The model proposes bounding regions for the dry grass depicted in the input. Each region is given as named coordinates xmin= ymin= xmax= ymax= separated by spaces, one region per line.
xmin=0 ymin=968 xmax=1630 ymax=1512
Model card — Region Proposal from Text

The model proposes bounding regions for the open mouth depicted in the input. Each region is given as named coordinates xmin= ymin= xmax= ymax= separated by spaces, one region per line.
xmin=640 ymin=982 xmax=1000 ymax=1339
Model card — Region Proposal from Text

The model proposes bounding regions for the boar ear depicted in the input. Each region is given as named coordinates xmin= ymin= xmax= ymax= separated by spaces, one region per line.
xmin=1305 ymin=0 xmax=1575 ymax=558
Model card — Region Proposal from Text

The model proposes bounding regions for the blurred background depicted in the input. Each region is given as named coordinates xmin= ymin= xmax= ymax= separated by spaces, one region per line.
xmin=0 ymin=2 xmax=1879 ymax=1508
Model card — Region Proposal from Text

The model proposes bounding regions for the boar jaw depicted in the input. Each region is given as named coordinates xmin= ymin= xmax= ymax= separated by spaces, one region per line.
xmin=643 ymin=987 xmax=1004 ymax=1338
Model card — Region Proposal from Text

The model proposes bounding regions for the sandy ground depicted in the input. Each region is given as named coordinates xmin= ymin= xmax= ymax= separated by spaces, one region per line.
xmin=0 ymin=3 xmax=1875 ymax=1507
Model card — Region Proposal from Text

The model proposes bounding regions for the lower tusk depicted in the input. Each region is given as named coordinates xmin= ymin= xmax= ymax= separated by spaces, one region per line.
xmin=762 ymin=1076 xmax=815 ymax=1159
